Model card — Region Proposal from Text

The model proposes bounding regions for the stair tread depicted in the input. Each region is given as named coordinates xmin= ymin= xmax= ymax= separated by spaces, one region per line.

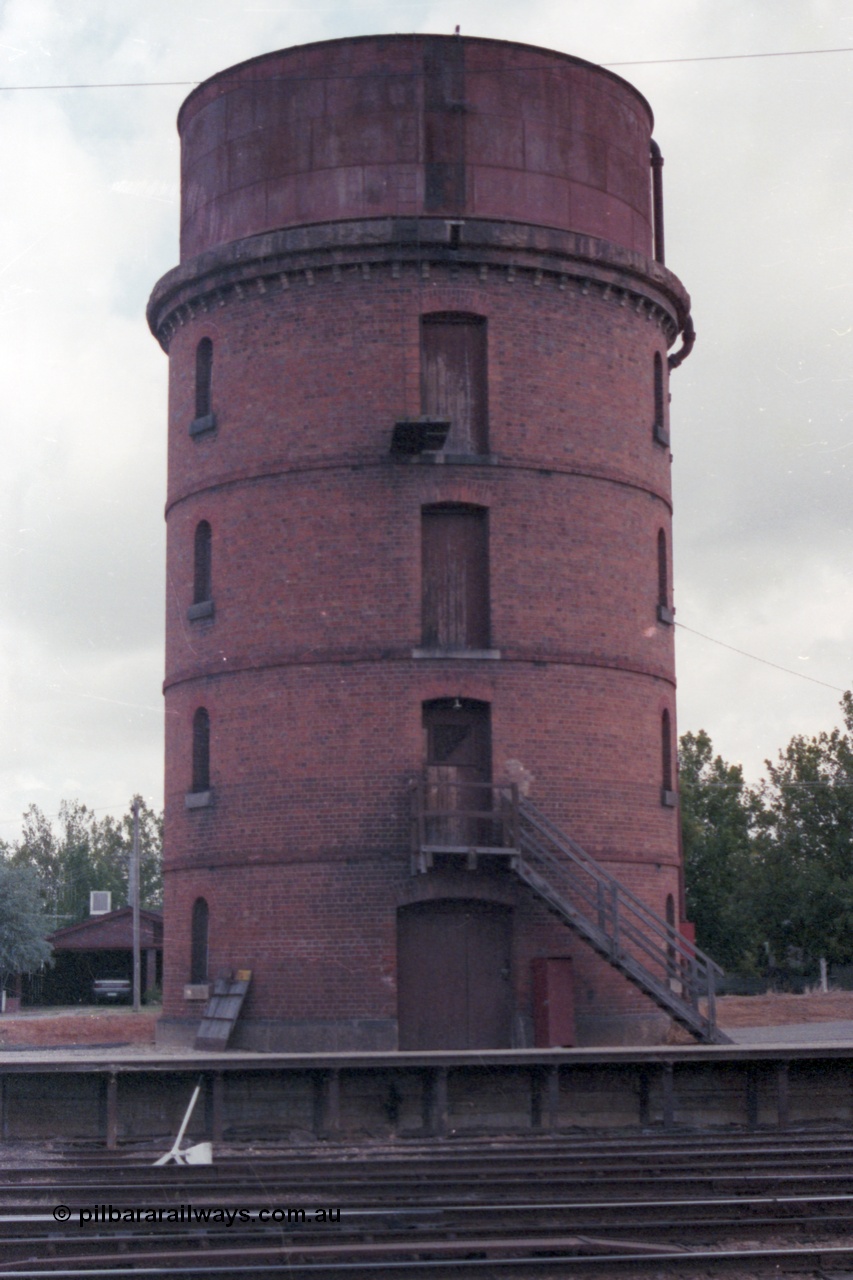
xmin=513 ymin=806 xmax=729 ymax=1046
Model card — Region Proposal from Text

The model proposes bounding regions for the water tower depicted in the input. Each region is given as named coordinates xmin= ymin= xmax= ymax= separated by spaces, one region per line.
xmin=148 ymin=35 xmax=719 ymax=1051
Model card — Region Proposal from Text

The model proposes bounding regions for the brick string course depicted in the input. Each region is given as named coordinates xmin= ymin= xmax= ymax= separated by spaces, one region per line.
xmin=150 ymin=35 xmax=690 ymax=1048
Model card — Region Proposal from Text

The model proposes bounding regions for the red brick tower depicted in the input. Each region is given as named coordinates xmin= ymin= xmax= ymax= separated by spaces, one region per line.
xmin=149 ymin=34 xmax=699 ymax=1050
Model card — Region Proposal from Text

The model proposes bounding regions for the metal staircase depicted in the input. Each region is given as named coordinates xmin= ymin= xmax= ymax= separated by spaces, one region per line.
xmin=513 ymin=800 xmax=730 ymax=1045
xmin=410 ymin=779 xmax=730 ymax=1045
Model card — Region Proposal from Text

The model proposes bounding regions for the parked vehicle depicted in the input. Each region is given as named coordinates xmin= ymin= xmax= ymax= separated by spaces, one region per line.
xmin=92 ymin=978 xmax=132 ymax=1004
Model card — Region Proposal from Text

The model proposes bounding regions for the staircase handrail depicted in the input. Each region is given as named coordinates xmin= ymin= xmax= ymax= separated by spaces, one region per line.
xmin=516 ymin=800 xmax=725 ymax=1040
xmin=517 ymin=799 xmax=723 ymax=980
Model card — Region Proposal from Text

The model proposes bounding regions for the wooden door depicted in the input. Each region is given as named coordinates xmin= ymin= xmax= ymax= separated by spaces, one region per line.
xmin=421 ymin=314 xmax=488 ymax=454
xmin=397 ymin=900 xmax=512 ymax=1049
xmin=421 ymin=505 xmax=489 ymax=650
xmin=423 ymin=699 xmax=491 ymax=845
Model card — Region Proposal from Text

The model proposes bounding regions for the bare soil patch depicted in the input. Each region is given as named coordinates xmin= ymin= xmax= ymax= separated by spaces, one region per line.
xmin=1 ymin=992 xmax=850 ymax=1051
xmin=716 ymin=989 xmax=853 ymax=1028
xmin=0 ymin=1006 xmax=158 ymax=1047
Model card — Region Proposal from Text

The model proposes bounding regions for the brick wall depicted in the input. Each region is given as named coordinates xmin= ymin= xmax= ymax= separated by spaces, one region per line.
xmin=152 ymin=35 xmax=691 ymax=1048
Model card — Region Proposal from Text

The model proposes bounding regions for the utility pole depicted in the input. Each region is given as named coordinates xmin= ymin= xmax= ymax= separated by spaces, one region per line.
xmin=131 ymin=799 xmax=141 ymax=1013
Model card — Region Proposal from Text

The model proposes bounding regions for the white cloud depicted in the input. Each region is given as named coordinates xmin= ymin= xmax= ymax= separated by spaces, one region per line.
xmin=0 ymin=0 xmax=851 ymax=842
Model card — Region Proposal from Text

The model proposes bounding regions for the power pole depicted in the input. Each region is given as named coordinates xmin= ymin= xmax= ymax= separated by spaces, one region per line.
xmin=131 ymin=799 xmax=141 ymax=1013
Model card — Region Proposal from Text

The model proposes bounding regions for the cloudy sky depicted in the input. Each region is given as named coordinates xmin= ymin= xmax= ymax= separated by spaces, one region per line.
xmin=0 ymin=0 xmax=850 ymax=839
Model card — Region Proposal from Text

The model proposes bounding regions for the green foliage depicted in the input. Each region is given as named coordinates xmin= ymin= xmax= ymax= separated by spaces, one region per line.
xmin=0 ymin=861 xmax=53 ymax=990
xmin=752 ymin=691 xmax=853 ymax=968
xmin=679 ymin=730 xmax=761 ymax=970
xmin=8 ymin=797 xmax=162 ymax=928
xmin=681 ymin=692 xmax=853 ymax=979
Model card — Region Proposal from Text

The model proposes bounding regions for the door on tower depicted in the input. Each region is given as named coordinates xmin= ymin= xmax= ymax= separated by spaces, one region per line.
xmin=422 ymin=698 xmax=491 ymax=847
xmin=397 ymin=899 xmax=512 ymax=1049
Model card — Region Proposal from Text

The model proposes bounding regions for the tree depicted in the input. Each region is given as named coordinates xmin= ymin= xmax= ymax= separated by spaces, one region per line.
xmin=0 ymin=861 xmax=53 ymax=992
xmin=681 ymin=693 xmax=853 ymax=982
xmin=679 ymin=729 xmax=761 ymax=970
xmin=9 ymin=797 xmax=162 ymax=927
xmin=754 ymin=691 xmax=853 ymax=969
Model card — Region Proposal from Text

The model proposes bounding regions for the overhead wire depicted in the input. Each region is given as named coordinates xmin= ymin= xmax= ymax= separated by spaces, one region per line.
xmin=0 ymin=36 xmax=846 ymax=814
xmin=604 ymin=45 xmax=853 ymax=67
xmin=1 ymin=44 xmax=853 ymax=91
xmin=675 ymin=623 xmax=847 ymax=694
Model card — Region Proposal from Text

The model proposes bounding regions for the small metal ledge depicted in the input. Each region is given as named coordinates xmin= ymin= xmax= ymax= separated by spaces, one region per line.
xmin=390 ymin=416 xmax=450 ymax=456
xmin=656 ymin=604 xmax=674 ymax=625
xmin=185 ymin=790 xmax=212 ymax=810
xmin=661 ymin=789 xmax=678 ymax=808
xmin=188 ymin=600 xmax=215 ymax=622
xmin=189 ymin=412 xmax=217 ymax=438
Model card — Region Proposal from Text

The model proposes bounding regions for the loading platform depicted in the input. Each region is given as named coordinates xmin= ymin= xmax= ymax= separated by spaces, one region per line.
xmin=2 ymin=1041 xmax=853 ymax=1148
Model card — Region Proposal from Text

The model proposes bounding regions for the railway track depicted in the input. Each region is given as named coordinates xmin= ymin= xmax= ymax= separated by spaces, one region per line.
xmin=3 ymin=1129 xmax=853 ymax=1276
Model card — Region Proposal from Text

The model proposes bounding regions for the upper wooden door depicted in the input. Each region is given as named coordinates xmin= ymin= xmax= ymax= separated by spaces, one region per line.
xmin=421 ymin=313 xmax=488 ymax=454
xmin=423 ymin=699 xmax=491 ymax=846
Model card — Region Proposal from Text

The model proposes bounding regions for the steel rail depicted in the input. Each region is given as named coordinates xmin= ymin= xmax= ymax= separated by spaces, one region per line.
xmin=7 ymin=1132 xmax=853 ymax=1276
xmin=45 ymin=1133 xmax=853 ymax=1162
xmin=5 ymin=1241 xmax=853 ymax=1278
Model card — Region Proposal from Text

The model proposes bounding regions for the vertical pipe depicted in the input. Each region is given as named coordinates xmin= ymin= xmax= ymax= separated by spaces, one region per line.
xmin=662 ymin=1062 xmax=675 ymax=1129
xmin=313 ymin=1068 xmax=341 ymax=1137
xmin=638 ymin=1067 xmax=650 ymax=1127
xmin=424 ymin=1067 xmax=448 ymax=1136
xmin=105 ymin=1073 xmax=118 ymax=1150
xmin=530 ymin=1067 xmax=543 ymax=1130
xmin=131 ymin=799 xmax=141 ymax=1013
xmin=777 ymin=1063 xmax=790 ymax=1129
xmin=530 ymin=1064 xmax=559 ymax=1131
xmin=210 ymin=1071 xmax=224 ymax=1142
xmin=650 ymin=140 xmax=665 ymax=265
xmin=746 ymin=1067 xmax=759 ymax=1128
xmin=324 ymin=1069 xmax=341 ymax=1137
xmin=547 ymin=1064 xmax=560 ymax=1130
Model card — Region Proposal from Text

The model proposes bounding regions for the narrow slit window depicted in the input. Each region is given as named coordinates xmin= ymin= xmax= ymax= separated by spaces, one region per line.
xmin=190 ymin=897 xmax=209 ymax=984
xmin=421 ymin=313 xmax=488 ymax=454
xmin=661 ymin=709 xmax=674 ymax=801
xmin=422 ymin=504 xmax=489 ymax=649
xmin=656 ymin=528 xmax=673 ymax=624
xmin=657 ymin=529 xmax=667 ymax=607
xmin=192 ymin=707 xmax=210 ymax=793
xmin=195 ymin=338 xmax=213 ymax=420
xmin=194 ymin=521 xmax=212 ymax=605
xmin=653 ymin=351 xmax=668 ymax=445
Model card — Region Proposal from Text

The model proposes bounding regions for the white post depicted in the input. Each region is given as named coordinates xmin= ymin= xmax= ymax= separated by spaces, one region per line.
xmin=131 ymin=800 xmax=141 ymax=1013
xmin=820 ymin=957 xmax=828 ymax=993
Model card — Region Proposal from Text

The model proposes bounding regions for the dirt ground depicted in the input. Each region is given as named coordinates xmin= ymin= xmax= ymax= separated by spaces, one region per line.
xmin=0 ymin=1005 xmax=158 ymax=1047
xmin=0 ymin=992 xmax=851 ymax=1048
xmin=713 ymin=990 xmax=853 ymax=1028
